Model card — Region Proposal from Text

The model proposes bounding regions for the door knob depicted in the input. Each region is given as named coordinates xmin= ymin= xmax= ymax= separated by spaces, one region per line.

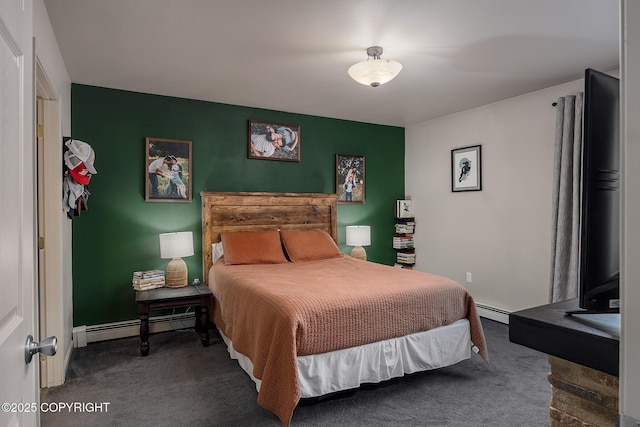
xmin=24 ymin=335 xmax=57 ymax=364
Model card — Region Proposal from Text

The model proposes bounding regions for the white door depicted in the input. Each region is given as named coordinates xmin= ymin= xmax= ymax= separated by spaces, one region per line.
xmin=0 ymin=0 xmax=38 ymax=426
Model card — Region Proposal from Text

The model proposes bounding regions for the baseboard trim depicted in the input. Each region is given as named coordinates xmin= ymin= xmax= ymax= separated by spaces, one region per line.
xmin=476 ymin=303 xmax=510 ymax=324
xmin=62 ymin=339 xmax=73 ymax=384
xmin=74 ymin=312 xmax=196 ymax=345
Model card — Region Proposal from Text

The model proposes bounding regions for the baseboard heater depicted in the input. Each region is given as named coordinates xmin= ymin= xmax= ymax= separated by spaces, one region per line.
xmin=73 ymin=312 xmax=196 ymax=347
xmin=475 ymin=303 xmax=510 ymax=324
xmin=72 ymin=304 xmax=509 ymax=346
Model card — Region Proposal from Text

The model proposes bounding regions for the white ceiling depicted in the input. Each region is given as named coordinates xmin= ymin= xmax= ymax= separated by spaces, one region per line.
xmin=43 ymin=0 xmax=619 ymax=127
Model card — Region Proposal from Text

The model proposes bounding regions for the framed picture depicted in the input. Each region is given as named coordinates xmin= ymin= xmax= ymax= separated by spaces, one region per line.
xmin=451 ymin=145 xmax=482 ymax=192
xmin=248 ymin=120 xmax=300 ymax=162
xmin=336 ymin=154 xmax=365 ymax=204
xmin=145 ymin=137 xmax=192 ymax=202
xmin=396 ymin=199 xmax=414 ymax=218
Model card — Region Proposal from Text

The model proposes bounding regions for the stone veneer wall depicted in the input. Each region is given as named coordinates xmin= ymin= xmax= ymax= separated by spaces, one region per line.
xmin=548 ymin=356 xmax=619 ymax=426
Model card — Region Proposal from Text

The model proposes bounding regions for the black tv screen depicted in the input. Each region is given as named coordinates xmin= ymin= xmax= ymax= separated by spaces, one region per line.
xmin=578 ymin=68 xmax=620 ymax=313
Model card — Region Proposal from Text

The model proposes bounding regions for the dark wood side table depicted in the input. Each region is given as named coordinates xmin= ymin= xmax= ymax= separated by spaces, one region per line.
xmin=135 ymin=284 xmax=213 ymax=356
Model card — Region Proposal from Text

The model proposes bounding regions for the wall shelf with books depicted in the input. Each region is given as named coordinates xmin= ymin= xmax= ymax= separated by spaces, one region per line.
xmin=394 ymin=200 xmax=415 ymax=269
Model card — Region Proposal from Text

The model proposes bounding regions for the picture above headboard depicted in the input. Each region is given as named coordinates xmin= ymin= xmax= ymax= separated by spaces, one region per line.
xmin=200 ymin=191 xmax=338 ymax=280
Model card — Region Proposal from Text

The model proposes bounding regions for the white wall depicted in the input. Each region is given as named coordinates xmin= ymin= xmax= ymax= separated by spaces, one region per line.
xmin=621 ymin=0 xmax=640 ymax=421
xmin=33 ymin=0 xmax=72 ymax=384
xmin=405 ymin=79 xmax=587 ymax=312
xmin=34 ymin=0 xmax=70 ymax=135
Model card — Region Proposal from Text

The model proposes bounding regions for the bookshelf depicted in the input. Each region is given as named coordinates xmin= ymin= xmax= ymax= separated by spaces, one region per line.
xmin=394 ymin=200 xmax=415 ymax=269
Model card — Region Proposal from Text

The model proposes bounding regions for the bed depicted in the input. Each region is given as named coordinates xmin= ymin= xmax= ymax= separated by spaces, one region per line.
xmin=201 ymin=192 xmax=489 ymax=426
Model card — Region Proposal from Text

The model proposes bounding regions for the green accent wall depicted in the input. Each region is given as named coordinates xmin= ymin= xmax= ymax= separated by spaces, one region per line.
xmin=71 ymin=84 xmax=405 ymax=326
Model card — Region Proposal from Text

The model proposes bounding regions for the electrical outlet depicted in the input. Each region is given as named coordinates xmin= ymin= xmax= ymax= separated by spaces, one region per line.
xmin=466 ymin=272 xmax=472 ymax=283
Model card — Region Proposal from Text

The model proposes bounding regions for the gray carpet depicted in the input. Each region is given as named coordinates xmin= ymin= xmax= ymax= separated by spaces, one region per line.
xmin=42 ymin=319 xmax=550 ymax=426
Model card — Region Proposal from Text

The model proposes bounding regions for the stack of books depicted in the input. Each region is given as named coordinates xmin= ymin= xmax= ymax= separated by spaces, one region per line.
xmin=396 ymin=251 xmax=416 ymax=265
xmin=393 ymin=235 xmax=415 ymax=249
xmin=394 ymin=263 xmax=414 ymax=270
xmin=395 ymin=220 xmax=415 ymax=234
xmin=132 ymin=269 xmax=165 ymax=291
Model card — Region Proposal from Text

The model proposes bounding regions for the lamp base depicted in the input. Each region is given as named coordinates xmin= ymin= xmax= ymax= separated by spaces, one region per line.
xmin=165 ymin=257 xmax=188 ymax=288
xmin=350 ymin=246 xmax=367 ymax=261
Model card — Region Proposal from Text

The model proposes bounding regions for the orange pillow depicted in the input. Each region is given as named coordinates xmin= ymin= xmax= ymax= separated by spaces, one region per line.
xmin=221 ymin=230 xmax=288 ymax=265
xmin=280 ymin=229 xmax=342 ymax=262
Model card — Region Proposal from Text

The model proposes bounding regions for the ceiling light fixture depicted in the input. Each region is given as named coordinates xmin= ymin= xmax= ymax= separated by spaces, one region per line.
xmin=348 ymin=46 xmax=402 ymax=88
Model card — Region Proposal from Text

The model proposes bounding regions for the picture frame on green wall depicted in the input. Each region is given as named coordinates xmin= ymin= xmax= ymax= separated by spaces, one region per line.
xmin=336 ymin=154 xmax=365 ymax=204
xmin=248 ymin=120 xmax=300 ymax=162
xmin=145 ymin=137 xmax=192 ymax=202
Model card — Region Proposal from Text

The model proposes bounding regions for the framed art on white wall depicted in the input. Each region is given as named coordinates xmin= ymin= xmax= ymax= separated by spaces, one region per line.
xmin=451 ymin=145 xmax=482 ymax=192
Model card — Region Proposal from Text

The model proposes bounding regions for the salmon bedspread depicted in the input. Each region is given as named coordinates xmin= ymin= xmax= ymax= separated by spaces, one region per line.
xmin=209 ymin=255 xmax=489 ymax=426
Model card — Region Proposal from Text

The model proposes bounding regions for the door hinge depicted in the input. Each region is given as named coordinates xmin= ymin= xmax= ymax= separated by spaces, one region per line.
xmin=37 ymin=124 xmax=44 ymax=138
xmin=38 ymin=236 xmax=45 ymax=250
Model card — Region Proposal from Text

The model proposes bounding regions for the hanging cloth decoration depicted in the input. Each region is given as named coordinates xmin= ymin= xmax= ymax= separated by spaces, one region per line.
xmin=62 ymin=139 xmax=97 ymax=218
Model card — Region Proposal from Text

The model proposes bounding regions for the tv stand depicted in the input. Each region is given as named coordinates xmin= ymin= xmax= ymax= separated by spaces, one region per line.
xmin=565 ymin=308 xmax=620 ymax=316
xmin=510 ymin=298 xmax=619 ymax=375
xmin=510 ymin=298 xmax=620 ymax=426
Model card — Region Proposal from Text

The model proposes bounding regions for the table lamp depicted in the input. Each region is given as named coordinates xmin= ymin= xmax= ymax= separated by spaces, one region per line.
xmin=159 ymin=231 xmax=194 ymax=288
xmin=346 ymin=225 xmax=371 ymax=261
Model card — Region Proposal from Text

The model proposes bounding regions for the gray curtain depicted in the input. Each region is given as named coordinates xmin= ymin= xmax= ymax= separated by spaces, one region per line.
xmin=549 ymin=93 xmax=583 ymax=303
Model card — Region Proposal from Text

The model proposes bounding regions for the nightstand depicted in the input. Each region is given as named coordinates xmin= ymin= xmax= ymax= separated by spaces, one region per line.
xmin=135 ymin=284 xmax=213 ymax=356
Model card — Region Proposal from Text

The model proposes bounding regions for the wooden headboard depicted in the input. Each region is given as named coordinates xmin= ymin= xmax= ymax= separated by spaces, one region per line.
xmin=200 ymin=191 xmax=338 ymax=280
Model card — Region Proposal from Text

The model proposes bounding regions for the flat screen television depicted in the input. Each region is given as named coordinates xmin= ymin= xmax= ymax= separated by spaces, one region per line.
xmin=573 ymin=68 xmax=620 ymax=314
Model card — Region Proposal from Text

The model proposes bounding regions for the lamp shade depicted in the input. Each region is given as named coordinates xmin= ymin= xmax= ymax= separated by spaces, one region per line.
xmin=348 ymin=58 xmax=403 ymax=87
xmin=346 ymin=226 xmax=371 ymax=247
xmin=159 ymin=231 xmax=194 ymax=259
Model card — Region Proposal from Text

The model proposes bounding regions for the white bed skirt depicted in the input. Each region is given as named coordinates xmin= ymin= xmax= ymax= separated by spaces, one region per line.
xmin=218 ymin=318 xmax=471 ymax=398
